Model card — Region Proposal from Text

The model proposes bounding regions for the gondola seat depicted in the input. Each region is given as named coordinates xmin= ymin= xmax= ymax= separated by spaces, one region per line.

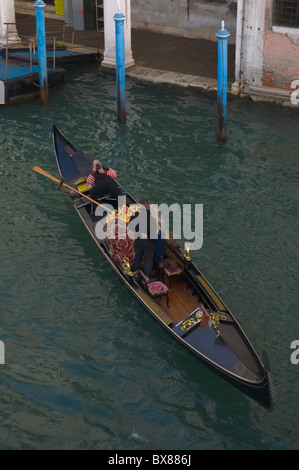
xmin=136 ymin=270 xmax=170 ymax=308
xmin=106 ymin=219 xmax=135 ymax=266
xmin=108 ymin=237 xmax=135 ymax=265
xmin=163 ymin=258 xmax=183 ymax=287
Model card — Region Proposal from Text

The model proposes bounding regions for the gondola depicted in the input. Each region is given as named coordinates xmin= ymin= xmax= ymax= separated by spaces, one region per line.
xmin=35 ymin=125 xmax=275 ymax=410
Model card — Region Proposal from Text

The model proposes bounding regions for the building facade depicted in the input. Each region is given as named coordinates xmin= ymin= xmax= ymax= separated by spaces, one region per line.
xmin=233 ymin=0 xmax=299 ymax=105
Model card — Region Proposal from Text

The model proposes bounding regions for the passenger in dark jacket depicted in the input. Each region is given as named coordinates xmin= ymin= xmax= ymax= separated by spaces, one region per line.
xmin=129 ymin=199 xmax=157 ymax=278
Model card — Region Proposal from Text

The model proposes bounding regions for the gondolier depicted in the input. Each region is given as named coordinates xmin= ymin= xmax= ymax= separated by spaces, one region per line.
xmin=88 ymin=160 xmax=123 ymax=205
xmin=87 ymin=159 xmax=117 ymax=185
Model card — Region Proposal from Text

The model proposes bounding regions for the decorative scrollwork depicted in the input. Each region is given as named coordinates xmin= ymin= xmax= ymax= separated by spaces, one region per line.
xmin=180 ymin=310 xmax=202 ymax=331
xmin=210 ymin=312 xmax=222 ymax=337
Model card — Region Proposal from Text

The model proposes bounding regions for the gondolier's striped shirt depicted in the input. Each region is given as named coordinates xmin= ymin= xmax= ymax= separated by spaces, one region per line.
xmin=87 ymin=167 xmax=117 ymax=185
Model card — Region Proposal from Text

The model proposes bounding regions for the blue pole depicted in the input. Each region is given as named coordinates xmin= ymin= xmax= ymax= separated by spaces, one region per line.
xmin=216 ymin=21 xmax=230 ymax=141
xmin=114 ymin=11 xmax=126 ymax=120
xmin=34 ymin=0 xmax=48 ymax=102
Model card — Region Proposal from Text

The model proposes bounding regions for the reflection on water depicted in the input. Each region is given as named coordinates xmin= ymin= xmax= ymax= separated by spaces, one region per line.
xmin=0 ymin=64 xmax=298 ymax=449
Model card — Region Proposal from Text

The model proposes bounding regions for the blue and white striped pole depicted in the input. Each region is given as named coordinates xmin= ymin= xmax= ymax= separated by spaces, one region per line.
xmin=34 ymin=0 xmax=48 ymax=102
xmin=114 ymin=11 xmax=126 ymax=120
xmin=216 ymin=21 xmax=230 ymax=141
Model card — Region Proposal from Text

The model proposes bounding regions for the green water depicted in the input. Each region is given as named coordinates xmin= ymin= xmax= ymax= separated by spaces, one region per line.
xmin=0 ymin=64 xmax=298 ymax=450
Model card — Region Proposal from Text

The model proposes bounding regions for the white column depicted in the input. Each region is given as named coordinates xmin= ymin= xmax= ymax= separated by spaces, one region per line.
xmin=102 ymin=0 xmax=134 ymax=69
xmin=0 ymin=0 xmax=20 ymax=45
xmin=232 ymin=0 xmax=266 ymax=92
xmin=63 ymin=0 xmax=73 ymax=28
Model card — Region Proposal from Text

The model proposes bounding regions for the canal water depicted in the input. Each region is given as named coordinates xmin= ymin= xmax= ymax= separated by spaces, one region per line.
xmin=0 ymin=64 xmax=298 ymax=450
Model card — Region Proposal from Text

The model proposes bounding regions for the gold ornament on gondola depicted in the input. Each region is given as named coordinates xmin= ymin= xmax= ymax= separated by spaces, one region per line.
xmin=210 ymin=312 xmax=222 ymax=338
xmin=122 ymin=257 xmax=133 ymax=276
xmin=184 ymin=242 xmax=191 ymax=261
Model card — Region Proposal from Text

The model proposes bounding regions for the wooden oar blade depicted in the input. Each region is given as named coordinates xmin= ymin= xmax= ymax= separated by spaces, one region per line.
xmin=32 ymin=165 xmax=106 ymax=209
xmin=32 ymin=165 xmax=60 ymax=183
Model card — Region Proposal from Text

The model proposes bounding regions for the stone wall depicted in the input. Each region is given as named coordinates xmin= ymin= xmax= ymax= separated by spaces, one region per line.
xmin=131 ymin=0 xmax=238 ymax=43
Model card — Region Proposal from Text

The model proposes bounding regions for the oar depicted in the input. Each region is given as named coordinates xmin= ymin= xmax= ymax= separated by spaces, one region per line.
xmin=32 ymin=165 xmax=102 ymax=206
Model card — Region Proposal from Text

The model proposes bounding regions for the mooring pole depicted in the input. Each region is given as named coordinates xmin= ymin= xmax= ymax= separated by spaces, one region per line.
xmin=114 ymin=10 xmax=126 ymax=120
xmin=34 ymin=0 xmax=48 ymax=103
xmin=216 ymin=21 xmax=230 ymax=141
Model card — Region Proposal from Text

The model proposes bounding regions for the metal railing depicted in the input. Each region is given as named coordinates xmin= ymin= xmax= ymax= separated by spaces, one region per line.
xmin=2 ymin=21 xmax=78 ymax=80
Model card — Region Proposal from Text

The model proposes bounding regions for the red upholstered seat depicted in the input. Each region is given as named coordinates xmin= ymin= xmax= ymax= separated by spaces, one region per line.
xmin=106 ymin=219 xmax=135 ymax=265
xmin=147 ymin=281 xmax=169 ymax=296
xmin=108 ymin=237 xmax=135 ymax=265
xmin=137 ymin=271 xmax=170 ymax=308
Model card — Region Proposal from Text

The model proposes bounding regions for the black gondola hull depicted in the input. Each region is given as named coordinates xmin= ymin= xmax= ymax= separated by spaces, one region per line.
xmin=51 ymin=125 xmax=274 ymax=411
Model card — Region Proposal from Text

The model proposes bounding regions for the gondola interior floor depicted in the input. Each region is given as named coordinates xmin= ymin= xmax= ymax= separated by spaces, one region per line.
xmin=154 ymin=277 xmax=200 ymax=324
